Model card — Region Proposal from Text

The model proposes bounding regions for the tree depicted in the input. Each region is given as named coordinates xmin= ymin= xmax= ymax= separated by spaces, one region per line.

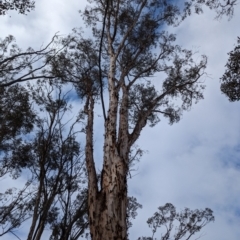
xmin=0 ymin=82 xmax=89 ymax=239
xmin=47 ymin=0 xmax=236 ymax=239
xmin=221 ymin=37 xmax=240 ymax=101
xmin=1 ymin=0 xmax=237 ymax=239
xmin=0 ymin=0 xmax=35 ymax=15
xmin=138 ymin=203 xmax=214 ymax=240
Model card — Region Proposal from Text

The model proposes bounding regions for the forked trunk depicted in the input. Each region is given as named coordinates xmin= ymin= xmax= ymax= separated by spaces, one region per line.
xmin=86 ymin=17 xmax=130 ymax=237
xmin=86 ymin=87 xmax=129 ymax=239
xmin=89 ymin=153 xmax=128 ymax=240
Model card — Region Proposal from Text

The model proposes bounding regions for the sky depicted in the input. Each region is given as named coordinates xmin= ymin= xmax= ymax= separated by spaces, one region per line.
xmin=1 ymin=1 xmax=240 ymax=240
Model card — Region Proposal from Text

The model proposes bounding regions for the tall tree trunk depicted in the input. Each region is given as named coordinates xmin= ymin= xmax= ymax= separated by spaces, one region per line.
xmin=86 ymin=57 xmax=129 ymax=239
xmin=87 ymin=131 xmax=128 ymax=240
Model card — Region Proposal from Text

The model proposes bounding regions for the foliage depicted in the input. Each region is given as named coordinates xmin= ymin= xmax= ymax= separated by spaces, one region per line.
xmin=0 ymin=82 xmax=89 ymax=239
xmin=0 ymin=0 xmax=35 ymax=15
xmin=221 ymin=37 xmax=240 ymax=101
xmin=0 ymin=184 xmax=34 ymax=237
xmin=0 ymin=34 xmax=69 ymax=88
xmin=0 ymin=84 xmax=35 ymax=158
xmin=48 ymin=30 xmax=101 ymax=99
xmin=183 ymin=0 xmax=237 ymax=20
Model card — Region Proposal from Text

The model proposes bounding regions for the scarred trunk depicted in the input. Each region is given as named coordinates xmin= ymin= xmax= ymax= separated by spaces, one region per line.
xmin=87 ymin=106 xmax=129 ymax=239
xmin=86 ymin=50 xmax=129 ymax=239
xmin=86 ymin=5 xmax=131 ymax=236
xmin=92 ymin=151 xmax=128 ymax=240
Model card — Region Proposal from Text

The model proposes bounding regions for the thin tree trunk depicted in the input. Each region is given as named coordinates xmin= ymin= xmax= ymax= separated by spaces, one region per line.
xmin=27 ymin=169 xmax=44 ymax=240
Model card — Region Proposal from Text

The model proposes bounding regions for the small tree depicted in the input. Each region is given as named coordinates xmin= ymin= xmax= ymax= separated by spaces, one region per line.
xmin=138 ymin=203 xmax=214 ymax=240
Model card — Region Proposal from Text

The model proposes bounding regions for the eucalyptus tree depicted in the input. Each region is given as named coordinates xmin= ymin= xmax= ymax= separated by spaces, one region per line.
xmin=0 ymin=82 xmax=89 ymax=240
xmin=49 ymin=0 xmax=236 ymax=239
xmin=84 ymin=0 xmax=205 ymax=235
xmin=25 ymin=83 xmax=88 ymax=240
xmin=0 ymin=40 xmax=81 ymax=239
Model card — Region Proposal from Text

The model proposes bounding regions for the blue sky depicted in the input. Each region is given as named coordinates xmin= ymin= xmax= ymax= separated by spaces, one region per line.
xmin=1 ymin=0 xmax=240 ymax=239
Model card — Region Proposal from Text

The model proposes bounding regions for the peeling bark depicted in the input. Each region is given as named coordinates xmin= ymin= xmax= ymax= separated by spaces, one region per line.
xmin=86 ymin=55 xmax=129 ymax=239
